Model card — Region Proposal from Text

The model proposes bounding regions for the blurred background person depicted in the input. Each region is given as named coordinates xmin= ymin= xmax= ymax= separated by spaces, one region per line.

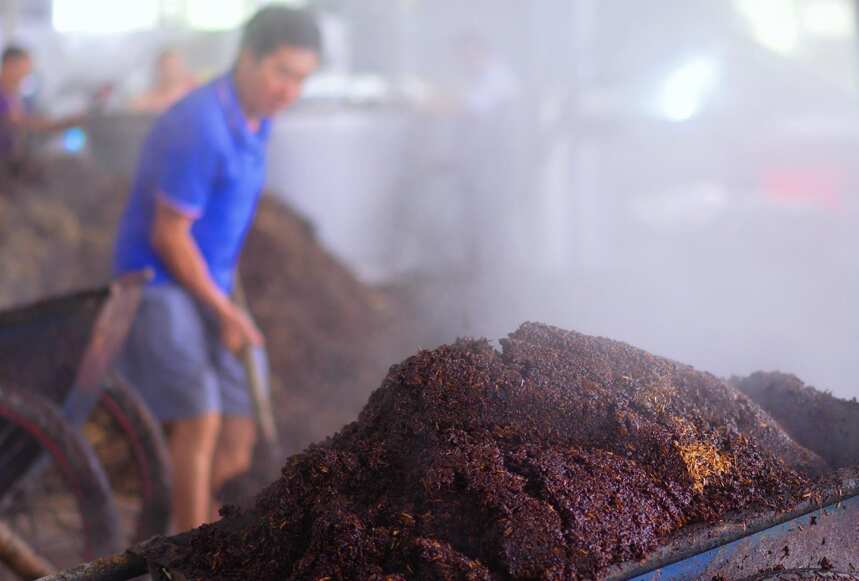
xmin=0 ymin=45 xmax=107 ymax=176
xmin=131 ymin=48 xmax=199 ymax=114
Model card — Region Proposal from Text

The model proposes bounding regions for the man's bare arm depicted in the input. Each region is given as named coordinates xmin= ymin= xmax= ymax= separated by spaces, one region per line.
xmin=150 ymin=197 xmax=262 ymax=351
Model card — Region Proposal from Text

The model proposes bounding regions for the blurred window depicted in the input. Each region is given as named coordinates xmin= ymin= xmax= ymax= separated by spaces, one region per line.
xmin=51 ymin=0 xmax=315 ymax=34
xmin=734 ymin=0 xmax=855 ymax=53
xmin=186 ymin=0 xmax=253 ymax=31
xmin=592 ymin=0 xmax=859 ymax=98
xmin=179 ymin=0 xmax=311 ymax=31
xmin=733 ymin=0 xmax=857 ymax=89
xmin=52 ymin=0 xmax=159 ymax=33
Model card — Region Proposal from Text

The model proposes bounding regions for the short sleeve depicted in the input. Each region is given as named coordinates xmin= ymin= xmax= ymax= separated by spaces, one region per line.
xmin=156 ymin=108 xmax=220 ymax=218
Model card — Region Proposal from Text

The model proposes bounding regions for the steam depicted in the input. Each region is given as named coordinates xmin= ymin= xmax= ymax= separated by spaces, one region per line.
xmin=282 ymin=0 xmax=859 ymax=401
xmin=24 ymin=0 xmax=856 ymax=399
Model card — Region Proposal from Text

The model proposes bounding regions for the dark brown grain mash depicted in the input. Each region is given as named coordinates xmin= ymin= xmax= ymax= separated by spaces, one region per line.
xmin=146 ymin=323 xmax=826 ymax=580
xmin=734 ymin=371 xmax=859 ymax=469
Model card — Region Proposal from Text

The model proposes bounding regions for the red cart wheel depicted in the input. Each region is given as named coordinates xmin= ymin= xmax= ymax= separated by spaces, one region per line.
xmin=0 ymin=383 xmax=121 ymax=572
xmin=85 ymin=373 xmax=172 ymax=544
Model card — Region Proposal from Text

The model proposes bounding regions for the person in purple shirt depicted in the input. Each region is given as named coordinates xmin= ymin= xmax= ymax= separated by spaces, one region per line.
xmin=0 ymin=45 xmax=103 ymax=170
xmin=114 ymin=6 xmax=321 ymax=532
xmin=0 ymin=46 xmax=32 ymax=157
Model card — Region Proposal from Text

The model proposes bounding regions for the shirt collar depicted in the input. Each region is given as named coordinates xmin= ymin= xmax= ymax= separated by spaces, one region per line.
xmin=216 ymin=72 xmax=271 ymax=145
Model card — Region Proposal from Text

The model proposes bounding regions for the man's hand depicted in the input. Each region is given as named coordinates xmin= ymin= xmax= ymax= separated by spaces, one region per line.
xmin=217 ymin=302 xmax=264 ymax=353
xmin=151 ymin=198 xmax=263 ymax=353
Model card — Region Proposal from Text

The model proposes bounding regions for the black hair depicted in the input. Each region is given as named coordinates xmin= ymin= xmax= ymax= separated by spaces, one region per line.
xmin=2 ymin=45 xmax=29 ymax=64
xmin=240 ymin=6 xmax=322 ymax=59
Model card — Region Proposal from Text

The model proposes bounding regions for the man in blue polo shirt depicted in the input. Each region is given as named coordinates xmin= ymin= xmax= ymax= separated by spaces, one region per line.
xmin=114 ymin=7 xmax=321 ymax=532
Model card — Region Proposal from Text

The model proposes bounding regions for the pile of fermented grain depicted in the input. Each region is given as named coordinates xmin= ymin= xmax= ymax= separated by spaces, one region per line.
xmin=735 ymin=371 xmax=859 ymax=469
xmin=142 ymin=323 xmax=826 ymax=580
xmin=0 ymin=157 xmax=117 ymax=306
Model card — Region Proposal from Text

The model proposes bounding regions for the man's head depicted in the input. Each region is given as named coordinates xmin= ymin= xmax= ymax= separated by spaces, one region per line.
xmin=234 ymin=6 xmax=321 ymax=118
xmin=1 ymin=46 xmax=32 ymax=91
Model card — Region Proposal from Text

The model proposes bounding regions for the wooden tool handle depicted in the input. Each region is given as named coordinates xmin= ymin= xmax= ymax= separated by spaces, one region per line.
xmin=232 ymin=277 xmax=279 ymax=446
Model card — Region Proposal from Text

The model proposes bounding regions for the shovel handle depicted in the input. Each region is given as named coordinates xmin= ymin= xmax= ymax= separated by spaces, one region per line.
xmin=241 ymin=344 xmax=278 ymax=446
xmin=232 ymin=278 xmax=279 ymax=446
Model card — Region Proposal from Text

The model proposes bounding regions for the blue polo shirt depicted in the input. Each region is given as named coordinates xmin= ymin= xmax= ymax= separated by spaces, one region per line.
xmin=113 ymin=73 xmax=271 ymax=293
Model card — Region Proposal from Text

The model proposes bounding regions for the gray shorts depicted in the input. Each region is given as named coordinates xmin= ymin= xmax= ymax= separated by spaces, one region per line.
xmin=117 ymin=284 xmax=256 ymax=422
